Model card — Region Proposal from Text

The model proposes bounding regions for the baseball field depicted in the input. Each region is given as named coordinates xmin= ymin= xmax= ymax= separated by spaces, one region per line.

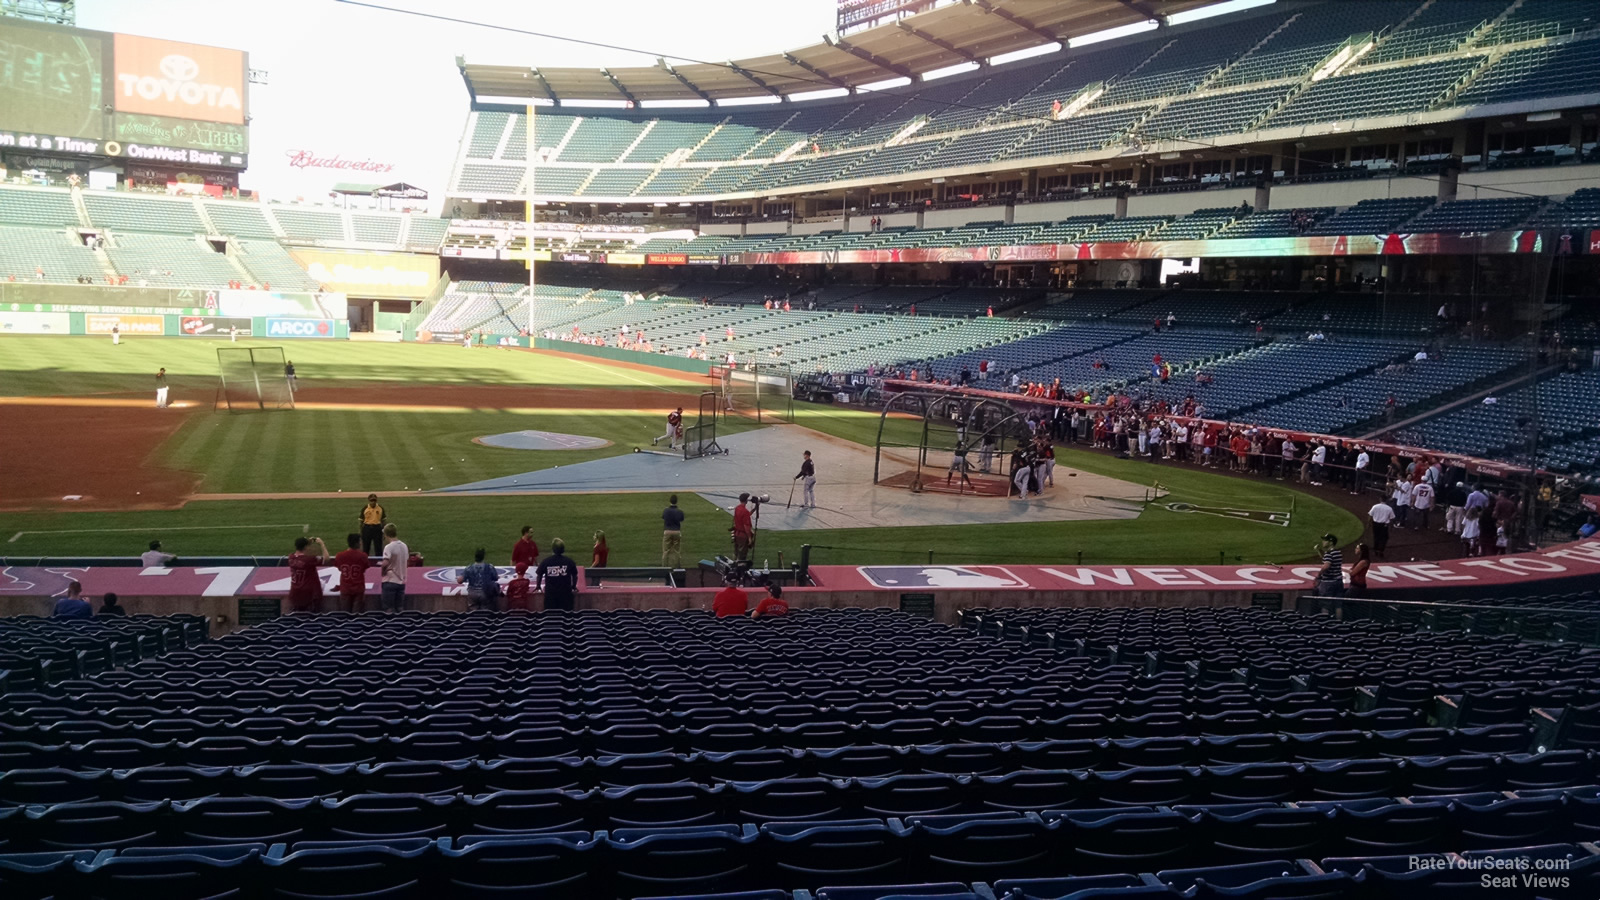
xmin=0 ymin=335 xmax=1359 ymax=567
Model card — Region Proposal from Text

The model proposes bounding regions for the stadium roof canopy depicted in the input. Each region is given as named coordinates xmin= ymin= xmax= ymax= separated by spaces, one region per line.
xmin=460 ymin=0 xmax=1223 ymax=105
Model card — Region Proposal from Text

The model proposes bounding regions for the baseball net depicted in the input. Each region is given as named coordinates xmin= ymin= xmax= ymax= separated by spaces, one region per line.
xmin=215 ymin=347 xmax=295 ymax=412
xmin=719 ymin=362 xmax=794 ymax=424
xmin=684 ymin=391 xmax=725 ymax=459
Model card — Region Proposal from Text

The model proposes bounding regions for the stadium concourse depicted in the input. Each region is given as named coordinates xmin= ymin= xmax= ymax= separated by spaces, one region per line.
xmin=10 ymin=0 xmax=1600 ymax=896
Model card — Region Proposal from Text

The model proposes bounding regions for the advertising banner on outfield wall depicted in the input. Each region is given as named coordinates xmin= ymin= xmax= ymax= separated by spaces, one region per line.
xmin=216 ymin=289 xmax=348 ymax=320
xmin=180 ymin=315 xmax=251 ymax=336
xmin=645 ymin=253 xmax=687 ymax=266
xmin=719 ymin=230 xmax=1550 ymax=266
xmin=0 ymin=310 xmax=72 ymax=334
xmin=286 ymin=250 xmax=439 ymax=299
xmin=85 ymin=313 xmax=163 ymax=335
xmin=262 ymin=317 xmax=336 ymax=339
xmin=112 ymin=33 xmax=246 ymax=125
xmin=608 ymin=253 xmax=645 ymax=266
xmin=503 ymin=248 xmax=550 ymax=263
xmin=687 ymin=254 xmax=723 ymax=266
xmin=804 ymin=539 xmax=1600 ymax=597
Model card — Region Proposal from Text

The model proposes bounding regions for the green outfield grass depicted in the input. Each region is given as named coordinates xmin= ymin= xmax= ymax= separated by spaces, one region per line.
xmin=157 ymin=407 xmax=761 ymax=494
xmin=0 ymin=464 xmax=1357 ymax=568
xmin=0 ymin=334 xmax=706 ymax=396
xmin=0 ymin=336 xmax=1360 ymax=565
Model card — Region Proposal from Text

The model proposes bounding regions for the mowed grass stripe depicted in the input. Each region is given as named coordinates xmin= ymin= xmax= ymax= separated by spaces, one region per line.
xmin=251 ymin=411 xmax=293 ymax=495
xmin=356 ymin=408 xmax=405 ymax=489
xmin=391 ymin=412 xmax=445 ymax=491
xmin=327 ymin=411 xmax=363 ymax=490
xmin=199 ymin=410 xmax=260 ymax=492
xmin=160 ymin=412 xmax=221 ymax=472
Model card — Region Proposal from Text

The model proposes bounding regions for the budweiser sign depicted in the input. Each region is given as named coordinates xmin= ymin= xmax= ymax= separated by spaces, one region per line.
xmin=285 ymin=150 xmax=395 ymax=173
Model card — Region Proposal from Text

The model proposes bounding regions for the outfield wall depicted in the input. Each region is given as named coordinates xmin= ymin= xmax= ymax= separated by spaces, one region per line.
xmin=533 ymin=338 xmax=713 ymax=375
xmin=4 ymin=539 xmax=1597 ymax=632
xmin=0 ymin=309 xmax=349 ymax=339
xmin=0 ymin=583 xmax=1267 ymax=635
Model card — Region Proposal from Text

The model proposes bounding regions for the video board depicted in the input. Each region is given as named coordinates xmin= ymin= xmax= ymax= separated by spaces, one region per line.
xmin=0 ymin=20 xmax=248 ymax=168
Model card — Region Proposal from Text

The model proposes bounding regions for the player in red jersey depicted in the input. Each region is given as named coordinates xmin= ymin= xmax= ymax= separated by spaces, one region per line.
xmin=504 ymin=564 xmax=532 ymax=610
xmin=663 ymin=407 xmax=684 ymax=450
xmin=287 ymin=536 xmax=330 ymax=613
xmin=751 ymin=584 xmax=789 ymax=618
xmin=333 ymin=533 xmax=370 ymax=613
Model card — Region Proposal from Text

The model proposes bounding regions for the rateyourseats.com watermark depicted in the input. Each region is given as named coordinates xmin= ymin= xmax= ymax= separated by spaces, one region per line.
xmin=1411 ymin=855 xmax=1571 ymax=890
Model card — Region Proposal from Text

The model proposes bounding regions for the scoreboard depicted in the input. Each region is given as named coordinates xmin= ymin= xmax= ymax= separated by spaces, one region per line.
xmin=0 ymin=18 xmax=248 ymax=175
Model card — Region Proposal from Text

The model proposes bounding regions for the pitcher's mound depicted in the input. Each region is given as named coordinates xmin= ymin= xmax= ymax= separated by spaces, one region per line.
xmin=475 ymin=430 xmax=611 ymax=450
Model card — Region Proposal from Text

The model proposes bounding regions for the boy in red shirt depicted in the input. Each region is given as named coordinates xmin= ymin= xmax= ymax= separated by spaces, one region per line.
xmin=287 ymin=536 xmax=329 ymax=613
xmin=752 ymin=584 xmax=788 ymax=618
xmin=505 ymin=564 xmax=532 ymax=610
xmin=712 ymin=583 xmax=748 ymax=617
xmin=333 ymin=533 xmax=370 ymax=613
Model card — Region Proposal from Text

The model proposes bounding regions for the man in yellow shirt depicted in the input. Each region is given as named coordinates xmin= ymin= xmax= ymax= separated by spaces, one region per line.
xmin=358 ymin=494 xmax=387 ymax=555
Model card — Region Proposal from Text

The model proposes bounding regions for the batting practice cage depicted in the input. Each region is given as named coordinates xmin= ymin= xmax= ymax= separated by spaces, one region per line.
xmin=872 ymin=392 xmax=1027 ymax=497
xmin=684 ymin=390 xmax=727 ymax=460
xmin=215 ymin=347 xmax=295 ymax=412
xmin=717 ymin=363 xmax=794 ymax=424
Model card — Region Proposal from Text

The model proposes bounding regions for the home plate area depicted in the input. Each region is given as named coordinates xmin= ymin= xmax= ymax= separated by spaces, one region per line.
xmin=474 ymin=430 xmax=612 ymax=450
xmin=440 ymin=425 xmax=1150 ymax=531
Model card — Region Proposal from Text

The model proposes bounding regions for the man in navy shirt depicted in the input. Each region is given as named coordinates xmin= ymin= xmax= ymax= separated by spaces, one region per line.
xmin=535 ymin=539 xmax=580 ymax=612
xmin=52 ymin=581 xmax=92 ymax=618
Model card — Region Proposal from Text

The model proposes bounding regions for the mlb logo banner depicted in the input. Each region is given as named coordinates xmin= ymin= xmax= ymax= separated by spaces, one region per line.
xmin=856 ymin=566 xmax=1029 ymax=589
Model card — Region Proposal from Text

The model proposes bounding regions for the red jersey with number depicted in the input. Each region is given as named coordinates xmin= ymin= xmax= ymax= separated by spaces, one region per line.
xmin=333 ymin=549 xmax=369 ymax=597
xmin=287 ymin=552 xmax=323 ymax=605
xmin=753 ymin=596 xmax=789 ymax=617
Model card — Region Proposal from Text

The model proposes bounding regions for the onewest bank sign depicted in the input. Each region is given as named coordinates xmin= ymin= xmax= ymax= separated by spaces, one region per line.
xmin=288 ymin=250 xmax=439 ymax=299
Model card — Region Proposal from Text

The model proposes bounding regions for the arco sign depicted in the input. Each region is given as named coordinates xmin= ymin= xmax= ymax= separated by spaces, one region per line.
xmin=264 ymin=317 xmax=334 ymax=339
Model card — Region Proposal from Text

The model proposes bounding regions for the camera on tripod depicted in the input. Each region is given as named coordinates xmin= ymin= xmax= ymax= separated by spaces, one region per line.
xmin=714 ymin=556 xmax=771 ymax=588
